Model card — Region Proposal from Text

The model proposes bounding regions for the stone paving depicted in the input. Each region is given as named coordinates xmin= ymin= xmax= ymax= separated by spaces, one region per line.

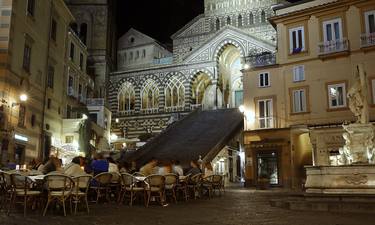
xmin=0 ymin=187 xmax=373 ymax=225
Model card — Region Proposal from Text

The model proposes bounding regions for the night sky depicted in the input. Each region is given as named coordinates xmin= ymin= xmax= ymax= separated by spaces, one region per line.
xmin=117 ymin=0 xmax=204 ymax=45
xmin=116 ymin=0 xmax=300 ymax=45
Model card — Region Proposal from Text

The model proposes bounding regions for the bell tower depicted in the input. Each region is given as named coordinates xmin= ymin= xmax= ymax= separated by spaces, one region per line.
xmin=64 ymin=0 xmax=117 ymax=101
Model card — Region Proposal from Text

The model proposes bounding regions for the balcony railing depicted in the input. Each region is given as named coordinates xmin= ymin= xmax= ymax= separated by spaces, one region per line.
xmin=165 ymin=106 xmax=185 ymax=112
xmin=140 ymin=108 xmax=159 ymax=114
xmin=360 ymin=33 xmax=375 ymax=48
xmin=246 ymin=52 xmax=276 ymax=68
xmin=67 ymin=87 xmax=74 ymax=97
xmin=118 ymin=110 xmax=135 ymax=116
xmin=86 ymin=98 xmax=105 ymax=106
xmin=318 ymin=38 xmax=349 ymax=55
xmin=190 ymin=104 xmax=202 ymax=110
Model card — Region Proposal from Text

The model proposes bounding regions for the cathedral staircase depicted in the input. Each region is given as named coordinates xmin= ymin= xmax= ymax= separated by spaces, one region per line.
xmin=127 ymin=108 xmax=243 ymax=167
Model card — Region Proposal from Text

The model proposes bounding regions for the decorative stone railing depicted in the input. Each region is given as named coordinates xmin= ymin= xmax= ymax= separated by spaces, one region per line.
xmin=318 ymin=38 xmax=349 ymax=55
xmin=117 ymin=110 xmax=135 ymax=116
xmin=140 ymin=108 xmax=159 ymax=114
xmin=165 ymin=106 xmax=185 ymax=112
xmin=360 ymin=33 xmax=375 ymax=48
xmin=190 ymin=104 xmax=202 ymax=110
xmin=86 ymin=98 xmax=105 ymax=106
xmin=246 ymin=52 xmax=276 ymax=68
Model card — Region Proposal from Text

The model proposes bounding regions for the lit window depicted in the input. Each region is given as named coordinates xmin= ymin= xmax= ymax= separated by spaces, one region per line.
xmin=293 ymin=65 xmax=305 ymax=82
xmin=327 ymin=82 xmax=346 ymax=109
xmin=291 ymin=88 xmax=307 ymax=113
xmin=289 ymin=26 xmax=305 ymax=54
xmin=258 ymin=99 xmax=273 ymax=128
xmin=141 ymin=79 xmax=159 ymax=109
xmin=258 ymin=72 xmax=270 ymax=87
xmin=118 ymin=82 xmax=135 ymax=111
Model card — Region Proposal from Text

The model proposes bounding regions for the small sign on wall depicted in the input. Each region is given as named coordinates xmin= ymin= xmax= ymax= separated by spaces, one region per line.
xmin=246 ymin=157 xmax=253 ymax=166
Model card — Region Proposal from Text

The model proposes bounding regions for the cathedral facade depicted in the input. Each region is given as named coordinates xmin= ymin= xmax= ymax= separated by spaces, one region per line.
xmin=109 ymin=0 xmax=278 ymax=139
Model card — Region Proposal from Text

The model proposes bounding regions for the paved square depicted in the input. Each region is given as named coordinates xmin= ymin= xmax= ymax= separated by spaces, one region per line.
xmin=1 ymin=188 xmax=373 ymax=225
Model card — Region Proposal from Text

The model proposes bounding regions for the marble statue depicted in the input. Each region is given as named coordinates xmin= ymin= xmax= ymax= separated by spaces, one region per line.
xmin=347 ymin=64 xmax=369 ymax=124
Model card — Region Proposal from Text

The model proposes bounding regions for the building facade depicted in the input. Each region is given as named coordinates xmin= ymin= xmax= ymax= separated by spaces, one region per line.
xmin=242 ymin=0 xmax=375 ymax=189
xmin=0 ymin=0 xmax=111 ymax=165
xmin=110 ymin=0 xmax=279 ymax=139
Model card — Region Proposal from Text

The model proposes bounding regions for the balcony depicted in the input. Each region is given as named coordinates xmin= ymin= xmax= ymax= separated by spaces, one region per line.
xmin=165 ymin=106 xmax=185 ymax=113
xmin=118 ymin=110 xmax=135 ymax=116
xmin=190 ymin=104 xmax=202 ymax=110
xmin=67 ymin=87 xmax=74 ymax=97
xmin=360 ymin=33 xmax=375 ymax=48
xmin=318 ymin=38 xmax=349 ymax=56
xmin=246 ymin=52 xmax=276 ymax=68
xmin=86 ymin=98 xmax=105 ymax=106
xmin=140 ymin=108 xmax=159 ymax=114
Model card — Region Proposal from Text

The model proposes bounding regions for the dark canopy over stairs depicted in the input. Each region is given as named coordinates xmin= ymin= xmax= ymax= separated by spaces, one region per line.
xmin=126 ymin=109 xmax=243 ymax=167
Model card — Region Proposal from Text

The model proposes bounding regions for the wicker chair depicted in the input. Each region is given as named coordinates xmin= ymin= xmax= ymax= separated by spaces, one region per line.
xmin=43 ymin=174 xmax=74 ymax=216
xmin=187 ymin=173 xmax=203 ymax=199
xmin=132 ymin=172 xmax=146 ymax=177
xmin=71 ymin=175 xmax=92 ymax=214
xmin=164 ymin=173 xmax=178 ymax=203
xmin=118 ymin=173 xmax=146 ymax=206
xmin=176 ymin=174 xmax=189 ymax=202
xmin=144 ymin=175 xmax=165 ymax=207
xmin=201 ymin=175 xmax=223 ymax=198
xmin=90 ymin=172 xmax=113 ymax=204
xmin=2 ymin=172 xmax=13 ymax=213
xmin=109 ymin=172 xmax=121 ymax=201
xmin=9 ymin=173 xmax=42 ymax=216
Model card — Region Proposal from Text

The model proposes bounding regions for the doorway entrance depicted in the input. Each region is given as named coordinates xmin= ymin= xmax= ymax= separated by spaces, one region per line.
xmin=256 ymin=151 xmax=279 ymax=185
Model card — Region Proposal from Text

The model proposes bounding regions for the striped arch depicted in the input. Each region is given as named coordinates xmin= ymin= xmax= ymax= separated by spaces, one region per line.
xmin=213 ymin=38 xmax=245 ymax=62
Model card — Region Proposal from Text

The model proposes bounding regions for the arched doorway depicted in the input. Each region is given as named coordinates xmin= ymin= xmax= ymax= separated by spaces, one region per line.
xmin=217 ymin=44 xmax=244 ymax=108
xmin=191 ymin=72 xmax=213 ymax=110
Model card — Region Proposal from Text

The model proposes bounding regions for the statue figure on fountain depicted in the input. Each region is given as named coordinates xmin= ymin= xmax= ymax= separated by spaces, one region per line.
xmin=341 ymin=64 xmax=375 ymax=165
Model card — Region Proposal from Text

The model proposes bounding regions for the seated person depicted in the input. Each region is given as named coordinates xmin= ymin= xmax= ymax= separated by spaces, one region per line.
xmin=91 ymin=153 xmax=109 ymax=176
xmin=186 ymin=161 xmax=201 ymax=176
xmin=172 ymin=160 xmax=184 ymax=176
xmin=203 ymin=162 xmax=214 ymax=178
xmin=64 ymin=157 xmax=86 ymax=177
xmin=139 ymin=158 xmax=158 ymax=176
xmin=43 ymin=156 xmax=63 ymax=174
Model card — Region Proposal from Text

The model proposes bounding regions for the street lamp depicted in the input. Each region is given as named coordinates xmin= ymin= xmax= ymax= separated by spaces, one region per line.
xmin=12 ymin=93 xmax=28 ymax=107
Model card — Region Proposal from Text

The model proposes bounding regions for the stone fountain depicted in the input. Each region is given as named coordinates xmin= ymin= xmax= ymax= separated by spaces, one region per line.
xmin=305 ymin=64 xmax=375 ymax=194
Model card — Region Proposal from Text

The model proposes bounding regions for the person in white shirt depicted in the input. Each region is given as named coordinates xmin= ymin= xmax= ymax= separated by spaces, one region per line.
xmin=172 ymin=160 xmax=184 ymax=176
xmin=107 ymin=157 xmax=119 ymax=173
xmin=64 ymin=157 xmax=86 ymax=177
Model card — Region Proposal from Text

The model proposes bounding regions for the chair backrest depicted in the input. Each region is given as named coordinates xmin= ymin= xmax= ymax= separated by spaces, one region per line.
xmin=132 ymin=172 xmax=145 ymax=177
xmin=120 ymin=173 xmax=136 ymax=187
xmin=145 ymin=175 xmax=165 ymax=188
xmin=110 ymin=172 xmax=121 ymax=183
xmin=190 ymin=173 xmax=203 ymax=184
xmin=72 ymin=175 xmax=92 ymax=193
xmin=211 ymin=175 xmax=222 ymax=184
xmin=93 ymin=172 xmax=113 ymax=185
xmin=44 ymin=174 xmax=74 ymax=193
xmin=2 ymin=172 xmax=13 ymax=189
xmin=164 ymin=173 xmax=178 ymax=186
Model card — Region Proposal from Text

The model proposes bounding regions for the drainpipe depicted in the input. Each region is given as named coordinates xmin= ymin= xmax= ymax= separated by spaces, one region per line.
xmin=39 ymin=0 xmax=53 ymax=160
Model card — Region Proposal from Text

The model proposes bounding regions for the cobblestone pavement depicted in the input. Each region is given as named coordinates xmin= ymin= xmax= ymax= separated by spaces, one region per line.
xmin=0 ymin=188 xmax=373 ymax=225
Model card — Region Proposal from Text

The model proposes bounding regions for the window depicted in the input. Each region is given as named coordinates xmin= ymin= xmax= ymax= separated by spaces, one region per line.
xmin=66 ymin=105 xmax=71 ymax=118
xmin=68 ymin=76 xmax=74 ymax=96
xmin=79 ymin=53 xmax=83 ymax=69
xmin=18 ymin=105 xmax=26 ymax=127
xmin=258 ymin=99 xmax=273 ymax=128
xmin=51 ymin=19 xmax=57 ymax=41
xmin=65 ymin=136 xmax=74 ymax=144
xmin=289 ymin=26 xmax=305 ymax=54
xmin=79 ymin=23 xmax=87 ymax=44
xmin=238 ymin=14 xmax=243 ymax=27
xmin=70 ymin=42 xmax=75 ymax=59
xmin=323 ymin=18 xmax=343 ymax=42
xmin=249 ymin=12 xmax=254 ymax=25
xmin=141 ymin=79 xmax=159 ymax=109
xmin=261 ymin=10 xmax=266 ymax=23
xmin=31 ymin=114 xmax=36 ymax=127
xmin=1 ymin=10 xmax=11 ymax=16
xmin=327 ymin=82 xmax=347 ymax=109
xmin=216 ymin=18 xmax=220 ymax=30
xmin=165 ymin=76 xmax=185 ymax=108
xmin=258 ymin=72 xmax=270 ymax=87
xmin=364 ymin=10 xmax=375 ymax=34
xmin=142 ymin=49 xmax=146 ymax=58
xmin=136 ymin=50 xmax=139 ymax=59
xmin=23 ymin=43 xmax=31 ymax=72
xmin=27 ymin=0 xmax=35 ymax=16
xmin=291 ymin=88 xmax=307 ymax=113
xmin=130 ymin=52 xmax=133 ymax=60
xmin=293 ymin=65 xmax=305 ymax=82
xmin=227 ymin=16 xmax=231 ymax=25
xmin=47 ymin=98 xmax=51 ymax=109
xmin=47 ymin=66 xmax=54 ymax=89
xmin=118 ymin=82 xmax=135 ymax=111
xmin=371 ymin=78 xmax=375 ymax=104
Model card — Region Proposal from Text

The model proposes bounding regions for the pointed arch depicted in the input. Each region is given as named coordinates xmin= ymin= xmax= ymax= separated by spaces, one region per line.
xmin=216 ymin=18 xmax=220 ymax=31
xmin=118 ymin=82 xmax=135 ymax=112
xmin=261 ymin=10 xmax=266 ymax=23
xmin=238 ymin=14 xmax=243 ymax=27
xmin=227 ymin=16 xmax=231 ymax=25
xmin=249 ymin=12 xmax=254 ymax=25
xmin=165 ymin=76 xmax=185 ymax=111
xmin=141 ymin=79 xmax=159 ymax=110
